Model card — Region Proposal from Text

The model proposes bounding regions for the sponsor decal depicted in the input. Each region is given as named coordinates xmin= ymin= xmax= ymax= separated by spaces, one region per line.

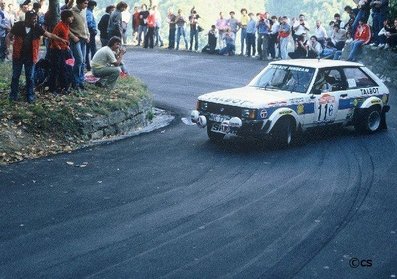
xmin=371 ymin=99 xmax=381 ymax=104
xmin=318 ymin=94 xmax=336 ymax=105
xmin=260 ymin=109 xmax=268 ymax=119
xmin=297 ymin=104 xmax=305 ymax=115
xmin=207 ymin=96 xmax=252 ymax=106
xmin=360 ymin=87 xmax=379 ymax=95
xmin=290 ymin=98 xmax=305 ymax=105
xmin=268 ymin=100 xmax=288 ymax=107
xmin=279 ymin=110 xmax=293 ymax=115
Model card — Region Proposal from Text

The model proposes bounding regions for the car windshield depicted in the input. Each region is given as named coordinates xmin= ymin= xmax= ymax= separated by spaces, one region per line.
xmin=249 ymin=64 xmax=315 ymax=93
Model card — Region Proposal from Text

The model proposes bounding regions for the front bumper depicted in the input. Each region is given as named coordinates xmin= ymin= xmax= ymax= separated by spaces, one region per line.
xmin=191 ymin=110 xmax=267 ymax=137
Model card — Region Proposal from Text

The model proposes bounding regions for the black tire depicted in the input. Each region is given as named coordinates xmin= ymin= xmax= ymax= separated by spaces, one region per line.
xmin=354 ymin=106 xmax=381 ymax=134
xmin=272 ymin=117 xmax=295 ymax=147
xmin=207 ymin=125 xmax=225 ymax=143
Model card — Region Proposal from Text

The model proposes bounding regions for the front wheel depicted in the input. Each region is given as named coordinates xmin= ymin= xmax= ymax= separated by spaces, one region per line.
xmin=354 ymin=106 xmax=381 ymax=134
xmin=272 ymin=117 xmax=295 ymax=147
xmin=207 ymin=125 xmax=225 ymax=143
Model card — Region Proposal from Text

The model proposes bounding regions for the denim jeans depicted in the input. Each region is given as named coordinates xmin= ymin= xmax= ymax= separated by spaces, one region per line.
xmin=10 ymin=58 xmax=35 ymax=102
xmin=176 ymin=26 xmax=188 ymax=50
xmin=70 ymin=39 xmax=86 ymax=87
xmin=351 ymin=10 xmax=369 ymax=37
xmin=347 ymin=40 xmax=364 ymax=61
xmin=240 ymin=28 xmax=247 ymax=54
xmin=189 ymin=29 xmax=198 ymax=50
xmin=280 ymin=37 xmax=289 ymax=60
xmin=0 ymin=36 xmax=6 ymax=61
xmin=168 ymin=27 xmax=176 ymax=49
xmin=138 ymin=25 xmax=147 ymax=45
xmin=371 ymin=12 xmax=386 ymax=45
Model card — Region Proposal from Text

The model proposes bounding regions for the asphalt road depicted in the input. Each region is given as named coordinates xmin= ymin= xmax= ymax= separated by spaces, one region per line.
xmin=0 ymin=48 xmax=396 ymax=278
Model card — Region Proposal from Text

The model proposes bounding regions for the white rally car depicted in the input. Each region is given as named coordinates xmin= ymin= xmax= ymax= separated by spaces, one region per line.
xmin=191 ymin=59 xmax=390 ymax=145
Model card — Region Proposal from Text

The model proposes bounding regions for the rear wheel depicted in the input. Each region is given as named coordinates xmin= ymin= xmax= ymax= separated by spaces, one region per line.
xmin=207 ymin=125 xmax=225 ymax=143
xmin=272 ymin=117 xmax=295 ymax=147
xmin=355 ymin=106 xmax=381 ymax=134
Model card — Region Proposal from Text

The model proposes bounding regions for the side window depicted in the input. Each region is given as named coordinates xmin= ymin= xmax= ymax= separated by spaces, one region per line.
xmin=343 ymin=67 xmax=378 ymax=89
xmin=327 ymin=69 xmax=347 ymax=91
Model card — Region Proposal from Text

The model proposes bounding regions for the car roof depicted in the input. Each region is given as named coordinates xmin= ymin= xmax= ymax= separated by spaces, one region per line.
xmin=270 ymin=59 xmax=364 ymax=69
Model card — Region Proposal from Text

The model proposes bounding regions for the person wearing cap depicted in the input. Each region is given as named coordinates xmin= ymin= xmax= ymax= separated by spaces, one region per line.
xmin=6 ymin=11 xmax=68 ymax=103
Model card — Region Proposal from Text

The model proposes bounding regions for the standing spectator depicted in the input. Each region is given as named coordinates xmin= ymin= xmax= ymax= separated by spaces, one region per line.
xmin=121 ymin=5 xmax=130 ymax=45
xmin=153 ymin=5 xmax=163 ymax=47
xmin=7 ymin=4 xmax=16 ymax=26
xmin=6 ymin=11 xmax=67 ymax=103
xmin=144 ymin=7 xmax=155 ymax=49
xmin=132 ymin=6 xmax=140 ymax=45
xmin=370 ymin=0 xmax=389 ymax=47
xmin=227 ymin=11 xmax=239 ymax=44
xmin=352 ymin=0 xmax=371 ymax=36
xmin=256 ymin=12 xmax=270 ymax=60
xmin=137 ymin=3 xmax=149 ymax=46
xmin=215 ymin=12 xmax=227 ymax=49
xmin=108 ymin=1 xmax=127 ymax=39
xmin=239 ymin=8 xmax=248 ymax=55
xmin=331 ymin=24 xmax=347 ymax=50
xmin=246 ymin=12 xmax=256 ymax=57
xmin=17 ymin=2 xmax=29 ymax=22
xmin=0 ymin=0 xmax=11 ymax=62
xmin=344 ymin=5 xmax=358 ymax=34
xmin=293 ymin=14 xmax=310 ymax=44
xmin=314 ymin=20 xmax=328 ymax=47
xmin=91 ymin=36 xmax=125 ymax=89
xmin=85 ymin=0 xmax=97 ymax=71
xmin=69 ymin=0 xmax=90 ymax=91
xmin=98 ymin=5 xmax=115 ymax=47
xmin=268 ymin=15 xmax=279 ymax=59
xmin=175 ymin=8 xmax=188 ymax=50
xmin=306 ymin=35 xmax=323 ymax=58
xmin=48 ymin=9 xmax=74 ymax=95
xmin=333 ymin=13 xmax=345 ymax=29
xmin=278 ymin=16 xmax=291 ymax=60
xmin=166 ymin=8 xmax=176 ymax=49
xmin=188 ymin=7 xmax=200 ymax=51
xmin=347 ymin=19 xmax=371 ymax=61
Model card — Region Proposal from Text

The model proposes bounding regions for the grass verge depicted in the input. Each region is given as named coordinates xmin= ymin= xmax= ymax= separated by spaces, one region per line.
xmin=0 ymin=62 xmax=152 ymax=164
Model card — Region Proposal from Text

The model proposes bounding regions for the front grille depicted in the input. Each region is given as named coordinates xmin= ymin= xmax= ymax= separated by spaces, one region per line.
xmin=205 ymin=102 xmax=243 ymax=117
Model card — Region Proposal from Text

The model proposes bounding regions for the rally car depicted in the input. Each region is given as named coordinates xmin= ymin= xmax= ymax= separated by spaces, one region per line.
xmin=190 ymin=59 xmax=390 ymax=145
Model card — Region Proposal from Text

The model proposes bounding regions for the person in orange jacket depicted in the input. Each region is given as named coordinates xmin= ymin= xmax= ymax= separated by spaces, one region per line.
xmin=347 ymin=18 xmax=371 ymax=61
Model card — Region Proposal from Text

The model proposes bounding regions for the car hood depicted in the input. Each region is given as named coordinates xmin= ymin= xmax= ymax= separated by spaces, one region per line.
xmin=198 ymin=86 xmax=302 ymax=109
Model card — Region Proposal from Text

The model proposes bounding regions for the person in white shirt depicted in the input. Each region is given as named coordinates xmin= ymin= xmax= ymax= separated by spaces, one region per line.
xmin=293 ymin=14 xmax=310 ymax=43
xmin=306 ymin=35 xmax=323 ymax=58
xmin=314 ymin=20 xmax=328 ymax=47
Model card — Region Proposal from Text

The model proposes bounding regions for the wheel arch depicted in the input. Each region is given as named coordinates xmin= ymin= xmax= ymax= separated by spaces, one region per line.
xmin=266 ymin=108 xmax=300 ymax=133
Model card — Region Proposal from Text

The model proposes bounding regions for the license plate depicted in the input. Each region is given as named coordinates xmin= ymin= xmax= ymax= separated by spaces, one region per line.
xmin=209 ymin=113 xmax=230 ymax=123
xmin=211 ymin=123 xmax=228 ymax=134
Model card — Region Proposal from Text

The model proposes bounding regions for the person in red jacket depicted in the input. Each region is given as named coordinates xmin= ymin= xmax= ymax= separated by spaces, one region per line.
xmin=6 ymin=11 xmax=68 ymax=103
xmin=347 ymin=19 xmax=371 ymax=61
xmin=144 ymin=7 xmax=155 ymax=48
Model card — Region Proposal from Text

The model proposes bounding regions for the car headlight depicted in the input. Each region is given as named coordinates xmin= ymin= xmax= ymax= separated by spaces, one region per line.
xmin=196 ymin=101 xmax=208 ymax=111
xmin=242 ymin=109 xmax=256 ymax=119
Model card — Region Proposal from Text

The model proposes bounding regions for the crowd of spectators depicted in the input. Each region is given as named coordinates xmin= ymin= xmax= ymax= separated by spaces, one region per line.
xmin=0 ymin=0 xmax=396 ymax=103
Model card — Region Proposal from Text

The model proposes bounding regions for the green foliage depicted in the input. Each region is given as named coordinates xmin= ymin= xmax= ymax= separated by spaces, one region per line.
xmin=0 ymin=62 xmax=152 ymax=140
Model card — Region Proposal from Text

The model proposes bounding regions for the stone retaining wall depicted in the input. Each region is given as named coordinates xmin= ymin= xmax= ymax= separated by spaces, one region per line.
xmin=78 ymin=97 xmax=152 ymax=140
xmin=342 ymin=45 xmax=397 ymax=88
